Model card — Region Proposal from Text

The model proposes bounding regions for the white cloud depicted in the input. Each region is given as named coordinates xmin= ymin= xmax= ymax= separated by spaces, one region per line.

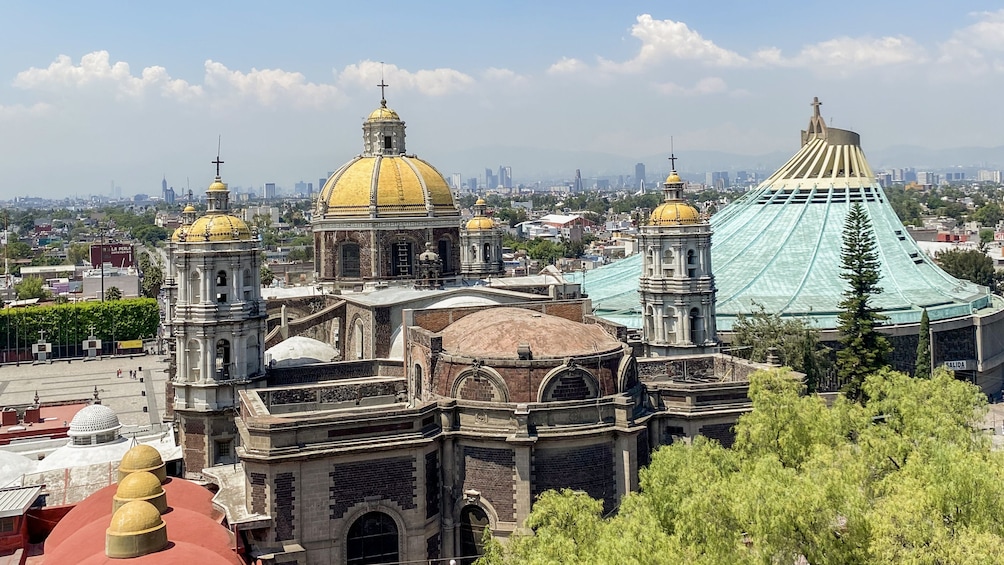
xmin=547 ymin=57 xmax=589 ymax=75
xmin=656 ymin=77 xmax=729 ymax=96
xmin=14 ymin=51 xmax=203 ymax=100
xmin=938 ymin=10 xmax=1004 ymax=73
xmin=338 ymin=60 xmax=474 ymax=96
xmin=202 ymin=61 xmax=341 ymax=107
xmin=763 ymin=36 xmax=926 ymax=69
xmin=598 ymin=15 xmax=748 ymax=73
xmin=0 ymin=103 xmax=50 ymax=120
xmin=482 ymin=67 xmax=528 ymax=84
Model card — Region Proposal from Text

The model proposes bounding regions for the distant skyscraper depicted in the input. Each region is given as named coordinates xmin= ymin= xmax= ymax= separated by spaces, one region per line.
xmin=484 ymin=168 xmax=498 ymax=189
xmin=162 ymin=176 xmax=168 ymax=194
xmin=498 ymin=166 xmax=512 ymax=189
xmin=262 ymin=183 xmax=276 ymax=199
xmin=450 ymin=173 xmax=462 ymax=190
xmin=573 ymin=169 xmax=584 ymax=193
xmin=635 ymin=163 xmax=646 ymax=189
xmin=466 ymin=177 xmax=478 ymax=192
xmin=164 ymin=187 xmax=176 ymax=204
xmin=294 ymin=180 xmax=308 ymax=196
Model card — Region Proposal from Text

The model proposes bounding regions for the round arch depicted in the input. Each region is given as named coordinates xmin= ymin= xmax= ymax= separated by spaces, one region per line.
xmin=537 ymin=363 xmax=599 ymax=402
xmin=452 ymin=493 xmax=500 ymax=564
xmin=339 ymin=502 xmax=408 ymax=565
xmin=616 ymin=353 xmax=638 ymax=393
xmin=450 ymin=365 xmax=509 ymax=403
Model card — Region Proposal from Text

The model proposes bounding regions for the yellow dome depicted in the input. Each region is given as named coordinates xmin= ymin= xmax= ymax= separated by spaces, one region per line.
xmin=171 ymin=226 xmax=187 ymax=242
xmin=368 ymin=106 xmax=400 ymax=121
xmin=183 ymin=214 xmax=252 ymax=242
xmin=108 ymin=500 xmax=164 ymax=535
xmin=475 ymin=198 xmax=486 ymax=206
xmin=118 ymin=444 xmax=167 ymax=483
xmin=665 ymin=172 xmax=683 ymax=184
xmin=116 ymin=471 xmax=164 ymax=500
xmin=207 ymin=177 xmax=227 ymax=192
xmin=466 ymin=217 xmax=495 ymax=230
xmin=316 ymin=155 xmax=458 ymax=218
xmin=650 ymin=202 xmax=701 ymax=225
xmin=182 ymin=205 xmax=196 ymax=213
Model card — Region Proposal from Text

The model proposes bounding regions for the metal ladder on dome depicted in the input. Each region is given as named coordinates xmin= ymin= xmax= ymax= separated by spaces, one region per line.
xmin=396 ymin=243 xmax=411 ymax=276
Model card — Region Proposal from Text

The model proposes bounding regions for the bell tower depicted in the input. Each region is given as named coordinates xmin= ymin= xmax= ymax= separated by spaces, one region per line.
xmin=170 ymin=157 xmax=266 ymax=477
xmin=638 ymin=154 xmax=717 ymax=356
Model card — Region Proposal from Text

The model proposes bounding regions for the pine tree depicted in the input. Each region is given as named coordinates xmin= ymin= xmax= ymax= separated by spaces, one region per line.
xmin=837 ymin=203 xmax=890 ymax=401
xmin=915 ymin=308 xmax=931 ymax=379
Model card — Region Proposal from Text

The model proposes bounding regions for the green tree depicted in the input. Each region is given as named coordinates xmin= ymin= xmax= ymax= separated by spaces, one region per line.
xmin=132 ymin=224 xmax=168 ymax=247
xmin=731 ymin=301 xmax=827 ymax=391
xmin=139 ymin=255 xmax=164 ymax=299
xmin=105 ymin=286 xmax=122 ymax=301
xmin=935 ymin=248 xmax=998 ymax=291
xmin=915 ymin=309 xmax=931 ymax=379
xmin=67 ymin=242 xmax=90 ymax=266
xmin=980 ymin=228 xmax=995 ymax=252
xmin=15 ymin=277 xmax=48 ymax=300
xmin=836 ymin=203 xmax=890 ymax=401
xmin=260 ymin=264 xmax=274 ymax=287
xmin=972 ymin=202 xmax=1003 ymax=227
xmin=481 ymin=368 xmax=1001 ymax=565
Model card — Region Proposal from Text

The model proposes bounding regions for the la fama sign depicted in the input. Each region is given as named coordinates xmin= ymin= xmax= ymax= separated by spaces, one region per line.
xmin=943 ymin=360 xmax=974 ymax=371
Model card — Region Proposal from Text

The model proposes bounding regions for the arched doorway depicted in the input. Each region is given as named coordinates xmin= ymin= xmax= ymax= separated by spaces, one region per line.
xmin=458 ymin=505 xmax=490 ymax=564
xmin=346 ymin=511 xmax=398 ymax=565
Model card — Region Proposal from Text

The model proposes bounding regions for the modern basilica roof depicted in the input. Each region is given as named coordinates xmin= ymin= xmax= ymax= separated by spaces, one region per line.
xmin=573 ymin=98 xmax=997 ymax=331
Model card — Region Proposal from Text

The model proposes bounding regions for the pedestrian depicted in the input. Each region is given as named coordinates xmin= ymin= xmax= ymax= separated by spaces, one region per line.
xmin=116 ymin=368 xmax=122 ymax=378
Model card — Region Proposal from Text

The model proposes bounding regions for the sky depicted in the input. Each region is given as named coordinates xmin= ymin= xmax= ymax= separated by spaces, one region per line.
xmin=1 ymin=1 xmax=1004 ymax=198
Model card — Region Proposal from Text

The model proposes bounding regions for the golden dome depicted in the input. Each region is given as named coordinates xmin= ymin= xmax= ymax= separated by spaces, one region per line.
xmin=114 ymin=471 xmax=167 ymax=514
xmin=182 ymin=205 xmax=196 ymax=213
xmin=466 ymin=217 xmax=495 ymax=231
xmin=368 ymin=106 xmax=400 ymax=121
xmin=118 ymin=444 xmax=167 ymax=483
xmin=665 ymin=172 xmax=683 ymax=184
xmin=108 ymin=500 xmax=164 ymax=534
xmin=106 ymin=501 xmax=168 ymax=559
xmin=116 ymin=471 xmax=164 ymax=500
xmin=316 ymin=155 xmax=458 ymax=218
xmin=183 ymin=214 xmax=252 ymax=243
xmin=475 ymin=198 xmax=486 ymax=206
xmin=207 ymin=176 xmax=227 ymax=192
xmin=170 ymin=226 xmax=187 ymax=242
xmin=650 ymin=202 xmax=701 ymax=225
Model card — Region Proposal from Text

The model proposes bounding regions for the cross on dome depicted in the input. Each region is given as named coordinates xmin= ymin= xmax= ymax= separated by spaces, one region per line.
xmin=378 ymin=78 xmax=389 ymax=108
xmin=212 ymin=155 xmax=224 ymax=177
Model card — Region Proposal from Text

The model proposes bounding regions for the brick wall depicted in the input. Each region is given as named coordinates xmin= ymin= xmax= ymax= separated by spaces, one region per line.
xmin=427 ymin=533 xmax=441 ymax=561
xmin=457 ymin=376 xmax=505 ymax=402
xmin=533 ymin=444 xmax=615 ymax=513
xmin=274 ymin=472 xmax=295 ymax=542
xmin=462 ymin=446 xmax=515 ymax=522
xmin=180 ymin=417 xmax=205 ymax=473
xmin=699 ymin=423 xmax=736 ymax=448
xmin=250 ymin=472 xmax=267 ymax=515
xmin=329 ymin=457 xmax=416 ymax=519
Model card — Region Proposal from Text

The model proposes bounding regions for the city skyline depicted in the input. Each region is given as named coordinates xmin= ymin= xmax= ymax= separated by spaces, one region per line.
xmin=1 ymin=2 xmax=1004 ymax=198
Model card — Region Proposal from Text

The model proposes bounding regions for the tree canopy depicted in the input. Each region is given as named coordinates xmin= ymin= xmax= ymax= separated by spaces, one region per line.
xmin=730 ymin=302 xmax=827 ymax=391
xmin=480 ymin=367 xmax=1003 ymax=565
xmin=935 ymin=248 xmax=999 ymax=292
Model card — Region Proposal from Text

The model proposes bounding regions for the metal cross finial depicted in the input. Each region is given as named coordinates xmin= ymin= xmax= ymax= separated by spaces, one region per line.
xmin=378 ymin=79 xmax=389 ymax=106
xmin=212 ymin=136 xmax=224 ymax=176
xmin=668 ymin=153 xmax=678 ymax=171
xmin=811 ymin=96 xmax=822 ymax=117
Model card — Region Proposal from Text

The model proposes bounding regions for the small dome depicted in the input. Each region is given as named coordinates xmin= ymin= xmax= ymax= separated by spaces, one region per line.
xmin=114 ymin=471 xmax=167 ymax=514
xmin=665 ymin=171 xmax=683 ymax=184
xmin=206 ymin=176 xmax=227 ymax=192
xmin=118 ymin=444 xmax=167 ymax=484
xmin=107 ymin=500 xmax=163 ymax=534
xmin=182 ymin=205 xmax=196 ymax=213
xmin=184 ymin=214 xmax=252 ymax=242
xmin=368 ymin=106 xmax=400 ymax=121
xmin=171 ymin=226 xmax=187 ymax=241
xmin=106 ymin=501 xmax=168 ymax=559
xmin=650 ymin=202 xmax=701 ymax=225
xmin=466 ymin=217 xmax=495 ymax=231
xmin=475 ymin=197 xmax=486 ymax=206
xmin=116 ymin=471 xmax=164 ymax=500
xmin=68 ymin=405 xmax=121 ymax=437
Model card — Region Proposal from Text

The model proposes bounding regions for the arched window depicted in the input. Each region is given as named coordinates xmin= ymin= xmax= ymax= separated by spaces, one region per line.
xmin=353 ymin=319 xmax=365 ymax=360
xmin=216 ymin=339 xmax=231 ymax=379
xmin=664 ymin=307 xmax=677 ymax=344
xmin=216 ymin=270 xmax=227 ymax=286
xmin=689 ymin=308 xmax=701 ymax=345
xmin=189 ymin=270 xmax=201 ymax=303
xmin=347 ymin=511 xmax=398 ymax=565
xmin=186 ymin=340 xmax=201 ymax=381
xmin=414 ymin=363 xmax=423 ymax=399
xmin=470 ymin=244 xmax=477 ymax=261
xmin=341 ymin=243 xmax=361 ymax=278
xmin=540 ymin=368 xmax=598 ymax=402
xmin=483 ymin=243 xmax=491 ymax=262
xmin=687 ymin=250 xmax=696 ymax=278
xmin=243 ymin=269 xmax=252 ymax=301
xmin=662 ymin=249 xmax=674 ymax=276
xmin=459 ymin=505 xmax=490 ymax=565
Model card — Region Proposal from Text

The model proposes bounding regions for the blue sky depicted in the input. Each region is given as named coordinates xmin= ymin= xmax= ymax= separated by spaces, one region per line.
xmin=1 ymin=1 xmax=1003 ymax=197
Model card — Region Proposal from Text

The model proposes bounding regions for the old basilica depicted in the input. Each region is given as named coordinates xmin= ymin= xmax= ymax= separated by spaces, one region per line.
xmin=162 ymin=92 xmax=768 ymax=565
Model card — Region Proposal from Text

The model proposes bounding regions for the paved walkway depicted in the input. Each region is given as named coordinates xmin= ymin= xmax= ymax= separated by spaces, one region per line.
xmin=0 ymin=355 xmax=170 ymax=427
